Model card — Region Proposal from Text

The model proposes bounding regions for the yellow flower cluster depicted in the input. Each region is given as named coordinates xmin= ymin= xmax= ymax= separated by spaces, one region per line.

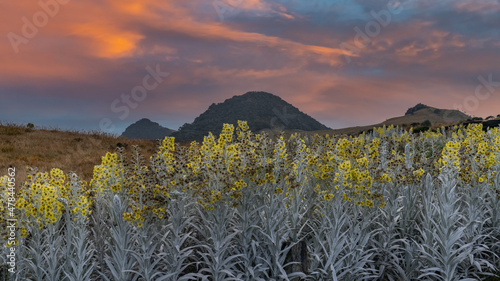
xmin=158 ymin=137 xmax=176 ymax=169
xmin=311 ymin=133 xmax=382 ymax=207
xmin=16 ymin=168 xmax=92 ymax=229
xmin=439 ymin=140 xmax=461 ymax=171
xmin=435 ymin=125 xmax=500 ymax=185
xmin=413 ymin=168 xmax=425 ymax=180
xmin=192 ymin=123 xmax=250 ymax=208
xmin=91 ymin=152 xmax=124 ymax=193
xmin=17 ymin=169 xmax=65 ymax=226
xmin=71 ymin=195 xmax=91 ymax=219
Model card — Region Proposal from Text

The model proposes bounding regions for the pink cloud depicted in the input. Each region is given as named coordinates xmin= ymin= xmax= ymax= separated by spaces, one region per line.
xmin=455 ymin=0 xmax=500 ymax=13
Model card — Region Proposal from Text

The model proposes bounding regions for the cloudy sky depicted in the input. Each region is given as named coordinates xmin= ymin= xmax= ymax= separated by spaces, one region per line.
xmin=1 ymin=0 xmax=499 ymax=134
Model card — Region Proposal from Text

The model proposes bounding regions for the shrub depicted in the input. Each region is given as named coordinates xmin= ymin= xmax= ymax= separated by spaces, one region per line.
xmin=1 ymin=126 xmax=23 ymax=136
xmin=413 ymin=126 xmax=430 ymax=133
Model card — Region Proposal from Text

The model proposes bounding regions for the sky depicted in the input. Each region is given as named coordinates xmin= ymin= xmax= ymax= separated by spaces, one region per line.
xmin=1 ymin=0 xmax=499 ymax=135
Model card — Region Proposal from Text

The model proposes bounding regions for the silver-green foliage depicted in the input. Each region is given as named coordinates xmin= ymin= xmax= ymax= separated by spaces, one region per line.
xmin=100 ymin=195 xmax=137 ymax=281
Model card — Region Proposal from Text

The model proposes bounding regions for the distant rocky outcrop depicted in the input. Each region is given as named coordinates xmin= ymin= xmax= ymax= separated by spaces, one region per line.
xmin=324 ymin=103 xmax=470 ymax=136
xmin=386 ymin=103 xmax=470 ymax=126
xmin=405 ymin=103 xmax=430 ymax=115
xmin=121 ymin=118 xmax=175 ymax=140
xmin=172 ymin=91 xmax=329 ymax=142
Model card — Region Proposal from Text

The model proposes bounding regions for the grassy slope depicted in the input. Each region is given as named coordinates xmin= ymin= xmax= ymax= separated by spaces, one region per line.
xmin=0 ymin=123 xmax=157 ymax=183
xmin=281 ymin=107 xmax=470 ymax=137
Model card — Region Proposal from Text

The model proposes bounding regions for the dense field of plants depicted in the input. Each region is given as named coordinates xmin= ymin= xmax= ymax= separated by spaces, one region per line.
xmin=1 ymin=122 xmax=499 ymax=280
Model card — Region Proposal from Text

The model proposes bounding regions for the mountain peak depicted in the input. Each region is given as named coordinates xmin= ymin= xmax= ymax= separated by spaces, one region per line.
xmin=405 ymin=103 xmax=430 ymax=115
xmin=136 ymin=118 xmax=154 ymax=123
xmin=241 ymin=91 xmax=282 ymax=98
xmin=121 ymin=118 xmax=175 ymax=140
xmin=172 ymin=91 xmax=329 ymax=142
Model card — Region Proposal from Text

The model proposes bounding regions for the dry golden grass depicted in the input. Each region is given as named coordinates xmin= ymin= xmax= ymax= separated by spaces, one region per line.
xmin=0 ymin=123 xmax=158 ymax=184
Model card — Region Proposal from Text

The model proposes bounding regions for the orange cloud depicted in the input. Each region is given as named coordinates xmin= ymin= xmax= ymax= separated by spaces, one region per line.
xmin=236 ymin=0 xmax=270 ymax=11
xmin=196 ymin=65 xmax=304 ymax=81
xmin=113 ymin=1 xmax=148 ymax=15
xmin=72 ymin=23 xmax=144 ymax=59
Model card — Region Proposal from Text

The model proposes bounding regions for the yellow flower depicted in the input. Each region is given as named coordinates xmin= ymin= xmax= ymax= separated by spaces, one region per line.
xmin=324 ymin=193 xmax=334 ymax=201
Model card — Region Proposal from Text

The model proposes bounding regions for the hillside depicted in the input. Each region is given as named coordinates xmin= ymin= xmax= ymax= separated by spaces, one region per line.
xmin=382 ymin=103 xmax=470 ymax=126
xmin=172 ymin=91 xmax=329 ymax=142
xmin=318 ymin=103 xmax=471 ymax=136
xmin=0 ymin=123 xmax=157 ymax=183
xmin=121 ymin=118 xmax=175 ymax=140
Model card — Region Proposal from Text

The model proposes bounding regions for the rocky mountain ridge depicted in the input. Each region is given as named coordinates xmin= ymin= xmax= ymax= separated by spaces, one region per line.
xmin=171 ymin=91 xmax=329 ymax=142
